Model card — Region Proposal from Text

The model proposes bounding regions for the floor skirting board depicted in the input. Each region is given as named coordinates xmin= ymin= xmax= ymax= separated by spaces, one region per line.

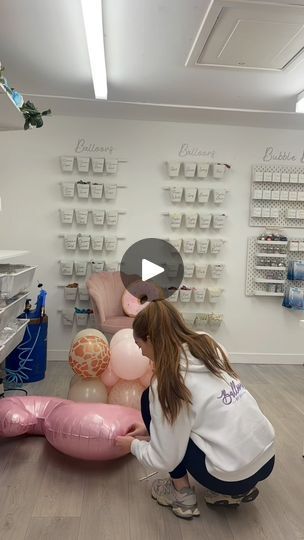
xmin=48 ymin=349 xmax=304 ymax=365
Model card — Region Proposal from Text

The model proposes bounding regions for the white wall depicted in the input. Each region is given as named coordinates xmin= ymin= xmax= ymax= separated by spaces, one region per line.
xmin=0 ymin=115 xmax=303 ymax=364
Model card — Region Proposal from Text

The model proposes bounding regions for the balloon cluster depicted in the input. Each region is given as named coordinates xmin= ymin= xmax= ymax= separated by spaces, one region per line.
xmin=68 ymin=329 xmax=152 ymax=409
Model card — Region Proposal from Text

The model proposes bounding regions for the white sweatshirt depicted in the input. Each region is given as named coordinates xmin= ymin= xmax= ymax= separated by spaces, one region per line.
xmin=131 ymin=344 xmax=275 ymax=481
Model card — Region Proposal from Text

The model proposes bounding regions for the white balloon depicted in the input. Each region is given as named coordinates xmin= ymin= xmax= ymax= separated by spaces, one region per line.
xmin=68 ymin=378 xmax=108 ymax=403
xmin=110 ymin=329 xmax=134 ymax=349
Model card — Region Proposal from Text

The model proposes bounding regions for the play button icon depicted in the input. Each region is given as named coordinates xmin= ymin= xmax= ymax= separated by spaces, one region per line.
xmin=120 ymin=238 xmax=184 ymax=300
xmin=142 ymin=259 xmax=164 ymax=281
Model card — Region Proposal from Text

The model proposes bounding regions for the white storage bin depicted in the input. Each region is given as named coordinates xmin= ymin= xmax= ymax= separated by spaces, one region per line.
xmin=77 ymin=235 xmax=91 ymax=251
xmin=60 ymin=208 xmax=74 ymax=224
xmin=75 ymin=209 xmax=89 ymax=225
xmin=91 ymin=261 xmax=105 ymax=273
xmin=0 ymin=293 xmax=28 ymax=333
xmin=92 ymin=209 xmax=105 ymax=226
xmin=194 ymin=288 xmax=206 ymax=303
xmin=184 ymin=162 xmax=196 ymax=177
xmin=169 ymin=238 xmax=182 ymax=252
xmin=170 ymin=213 xmax=183 ymax=229
xmin=213 ymin=214 xmax=227 ymax=229
xmin=210 ymin=239 xmax=224 ymax=255
xmin=105 ymin=159 xmax=118 ymax=175
xmin=197 ymin=163 xmax=209 ymax=178
xmin=78 ymin=287 xmax=90 ymax=301
xmin=195 ymin=263 xmax=208 ymax=279
xmin=199 ymin=213 xmax=212 ymax=229
xmin=77 ymin=157 xmax=90 ymax=172
xmin=106 ymin=211 xmax=119 ymax=226
xmin=62 ymin=309 xmax=74 ymax=326
xmin=74 ymin=261 xmax=88 ymax=277
xmin=104 ymin=184 xmax=117 ymax=200
xmin=169 ymin=186 xmax=183 ymax=203
xmin=64 ymin=235 xmax=77 ymax=251
xmin=91 ymin=235 xmax=104 ymax=251
xmin=76 ymin=182 xmax=90 ymax=198
xmin=184 ymin=187 xmax=197 ymax=203
xmin=210 ymin=264 xmax=225 ymax=279
xmin=167 ymin=161 xmax=181 ymax=177
xmin=166 ymin=264 xmax=179 ymax=278
xmin=168 ymin=289 xmax=179 ymax=302
xmin=212 ymin=163 xmax=226 ymax=179
xmin=61 ymin=182 xmax=75 ymax=198
xmin=104 ymin=237 xmax=118 ymax=252
xmin=198 ymin=188 xmax=210 ymax=204
xmin=60 ymin=156 xmax=74 ymax=172
xmin=0 ymin=266 xmax=37 ymax=299
xmin=92 ymin=157 xmax=105 ymax=173
xmin=64 ymin=286 xmax=78 ymax=301
xmin=208 ymin=313 xmax=224 ymax=329
xmin=196 ymin=239 xmax=209 ymax=254
xmin=60 ymin=261 xmax=74 ymax=276
xmin=90 ymin=183 xmax=104 ymax=199
xmin=184 ymin=263 xmax=195 ymax=278
xmin=182 ymin=312 xmax=196 ymax=326
xmin=0 ymin=319 xmax=29 ymax=364
xmin=208 ymin=288 xmax=223 ymax=303
xmin=180 ymin=288 xmax=192 ymax=302
xmin=183 ymin=238 xmax=196 ymax=254
xmin=185 ymin=213 xmax=198 ymax=229
xmin=76 ymin=313 xmax=89 ymax=327
xmin=212 ymin=189 xmax=227 ymax=204
xmin=194 ymin=313 xmax=209 ymax=329
xmin=106 ymin=262 xmax=120 ymax=272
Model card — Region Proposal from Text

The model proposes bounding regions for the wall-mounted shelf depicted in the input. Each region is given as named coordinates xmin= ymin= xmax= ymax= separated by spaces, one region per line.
xmin=255 ymin=266 xmax=286 ymax=271
xmin=255 ymin=278 xmax=285 ymax=284
xmin=256 ymin=253 xmax=287 ymax=258
xmin=256 ymin=241 xmax=288 ymax=246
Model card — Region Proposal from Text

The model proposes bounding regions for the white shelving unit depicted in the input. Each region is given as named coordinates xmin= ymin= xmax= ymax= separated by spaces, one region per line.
xmin=0 ymin=249 xmax=34 ymax=396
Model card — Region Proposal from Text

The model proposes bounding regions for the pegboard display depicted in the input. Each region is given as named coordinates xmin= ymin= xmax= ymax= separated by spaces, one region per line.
xmin=246 ymin=233 xmax=304 ymax=296
xmin=249 ymin=164 xmax=304 ymax=228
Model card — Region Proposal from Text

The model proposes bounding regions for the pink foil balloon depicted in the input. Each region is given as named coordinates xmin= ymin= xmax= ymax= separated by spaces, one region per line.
xmin=100 ymin=363 xmax=120 ymax=388
xmin=110 ymin=329 xmax=134 ymax=349
xmin=108 ymin=380 xmax=145 ymax=410
xmin=111 ymin=339 xmax=149 ymax=380
xmin=0 ymin=396 xmax=141 ymax=460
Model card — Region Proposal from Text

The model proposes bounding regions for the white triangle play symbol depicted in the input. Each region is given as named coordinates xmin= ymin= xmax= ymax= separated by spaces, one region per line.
xmin=142 ymin=259 xmax=164 ymax=282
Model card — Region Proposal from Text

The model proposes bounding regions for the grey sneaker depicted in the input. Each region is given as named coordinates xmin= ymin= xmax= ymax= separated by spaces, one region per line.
xmin=204 ymin=486 xmax=259 ymax=508
xmin=151 ymin=478 xmax=200 ymax=519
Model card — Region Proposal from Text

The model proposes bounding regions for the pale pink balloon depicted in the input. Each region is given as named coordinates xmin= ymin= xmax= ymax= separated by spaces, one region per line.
xmin=110 ymin=329 xmax=134 ymax=349
xmin=111 ymin=339 xmax=149 ymax=380
xmin=0 ymin=396 xmax=141 ymax=460
xmin=139 ymin=365 xmax=154 ymax=387
xmin=100 ymin=363 xmax=120 ymax=388
xmin=108 ymin=380 xmax=145 ymax=410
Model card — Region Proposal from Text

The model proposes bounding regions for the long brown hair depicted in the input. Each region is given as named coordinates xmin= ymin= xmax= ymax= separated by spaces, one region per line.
xmin=133 ymin=299 xmax=238 ymax=424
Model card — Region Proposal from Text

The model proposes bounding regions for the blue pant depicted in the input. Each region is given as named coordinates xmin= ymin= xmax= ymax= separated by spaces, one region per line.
xmin=141 ymin=388 xmax=274 ymax=495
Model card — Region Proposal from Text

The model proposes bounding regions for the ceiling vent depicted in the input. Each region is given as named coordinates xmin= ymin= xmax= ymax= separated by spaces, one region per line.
xmin=186 ymin=0 xmax=304 ymax=72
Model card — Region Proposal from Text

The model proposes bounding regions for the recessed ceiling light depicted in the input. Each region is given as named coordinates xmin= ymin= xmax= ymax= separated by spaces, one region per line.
xmin=81 ymin=0 xmax=108 ymax=100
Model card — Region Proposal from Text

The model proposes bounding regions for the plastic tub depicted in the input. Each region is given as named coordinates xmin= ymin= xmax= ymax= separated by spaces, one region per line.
xmin=0 ymin=266 xmax=37 ymax=299
xmin=0 ymin=292 xmax=28 ymax=332
xmin=0 ymin=319 xmax=29 ymax=364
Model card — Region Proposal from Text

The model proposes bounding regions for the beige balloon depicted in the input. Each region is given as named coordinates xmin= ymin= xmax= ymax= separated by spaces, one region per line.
xmin=67 ymin=377 xmax=108 ymax=403
xmin=69 ymin=374 xmax=82 ymax=388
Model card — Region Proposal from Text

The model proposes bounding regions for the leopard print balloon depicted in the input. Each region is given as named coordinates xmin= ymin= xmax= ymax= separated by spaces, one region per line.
xmin=69 ymin=335 xmax=110 ymax=378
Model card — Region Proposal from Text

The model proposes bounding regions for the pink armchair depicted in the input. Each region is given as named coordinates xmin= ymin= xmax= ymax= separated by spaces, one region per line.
xmin=86 ymin=272 xmax=133 ymax=336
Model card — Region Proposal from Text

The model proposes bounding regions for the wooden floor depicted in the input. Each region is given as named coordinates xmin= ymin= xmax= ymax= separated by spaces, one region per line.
xmin=0 ymin=362 xmax=304 ymax=540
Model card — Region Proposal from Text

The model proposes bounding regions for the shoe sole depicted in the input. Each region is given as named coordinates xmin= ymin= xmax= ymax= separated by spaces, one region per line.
xmin=205 ymin=487 xmax=259 ymax=508
xmin=151 ymin=494 xmax=200 ymax=519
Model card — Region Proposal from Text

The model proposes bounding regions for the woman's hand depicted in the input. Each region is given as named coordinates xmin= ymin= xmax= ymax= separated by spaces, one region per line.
xmin=115 ymin=435 xmax=134 ymax=453
xmin=127 ymin=422 xmax=149 ymax=439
